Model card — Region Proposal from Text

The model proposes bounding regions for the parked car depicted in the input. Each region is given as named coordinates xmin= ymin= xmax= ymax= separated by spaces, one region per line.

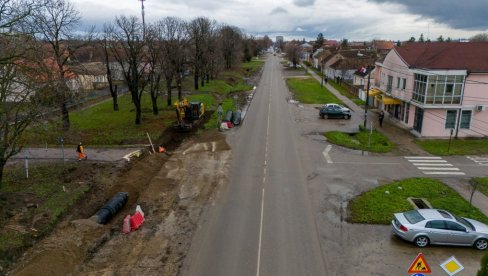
xmin=319 ymin=103 xmax=351 ymax=119
xmin=391 ymin=209 xmax=488 ymax=250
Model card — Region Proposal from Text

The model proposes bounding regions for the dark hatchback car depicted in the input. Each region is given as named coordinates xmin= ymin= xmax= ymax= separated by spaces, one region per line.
xmin=319 ymin=104 xmax=351 ymax=119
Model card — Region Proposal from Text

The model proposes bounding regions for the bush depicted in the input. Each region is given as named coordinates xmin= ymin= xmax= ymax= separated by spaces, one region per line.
xmin=478 ymin=251 xmax=488 ymax=276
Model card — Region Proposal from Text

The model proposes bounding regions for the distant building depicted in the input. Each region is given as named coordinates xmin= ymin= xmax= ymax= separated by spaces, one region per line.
xmin=276 ymin=36 xmax=284 ymax=44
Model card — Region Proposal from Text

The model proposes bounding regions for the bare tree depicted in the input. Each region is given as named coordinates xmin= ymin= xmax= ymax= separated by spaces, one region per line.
xmin=0 ymin=0 xmax=42 ymax=185
xmin=285 ymin=41 xmax=300 ymax=69
xmin=106 ymin=16 xmax=149 ymax=125
xmin=470 ymin=33 xmax=488 ymax=42
xmin=157 ymin=17 xmax=189 ymax=104
xmin=145 ymin=25 xmax=163 ymax=115
xmin=100 ymin=27 xmax=119 ymax=111
xmin=28 ymin=0 xmax=84 ymax=131
xmin=187 ymin=17 xmax=213 ymax=90
xmin=219 ymin=25 xmax=242 ymax=69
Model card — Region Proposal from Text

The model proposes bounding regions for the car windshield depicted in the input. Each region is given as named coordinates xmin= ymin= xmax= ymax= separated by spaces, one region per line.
xmin=454 ymin=215 xmax=475 ymax=231
xmin=403 ymin=210 xmax=425 ymax=224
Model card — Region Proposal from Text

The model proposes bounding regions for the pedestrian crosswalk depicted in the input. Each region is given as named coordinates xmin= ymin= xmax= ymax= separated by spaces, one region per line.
xmin=467 ymin=156 xmax=488 ymax=166
xmin=405 ymin=156 xmax=465 ymax=175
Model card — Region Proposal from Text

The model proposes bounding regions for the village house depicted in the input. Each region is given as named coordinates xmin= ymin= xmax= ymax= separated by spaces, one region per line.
xmin=373 ymin=42 xmax=488 ymax=138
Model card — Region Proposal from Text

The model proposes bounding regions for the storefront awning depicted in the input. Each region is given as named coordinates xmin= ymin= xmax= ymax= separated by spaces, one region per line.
xmin=368 ymin=88 xmax=381 ymax=96
xmin=375 ymin=94 xmax=401 ymax=105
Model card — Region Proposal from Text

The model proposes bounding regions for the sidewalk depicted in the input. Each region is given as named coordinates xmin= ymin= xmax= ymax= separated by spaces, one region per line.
xmin=304 ymin=65 xmax=427 ymax=156
xmin=304 ymin=64 xmax=488 ymax=216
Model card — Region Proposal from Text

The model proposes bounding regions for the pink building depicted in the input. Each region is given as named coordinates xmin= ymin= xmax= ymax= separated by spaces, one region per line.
xmin=374 ymin=42 xmax=488 ymax=138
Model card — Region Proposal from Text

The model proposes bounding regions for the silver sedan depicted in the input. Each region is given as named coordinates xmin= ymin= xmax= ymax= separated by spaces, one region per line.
xmin=391 ymin=209 xmax=488 ymax=250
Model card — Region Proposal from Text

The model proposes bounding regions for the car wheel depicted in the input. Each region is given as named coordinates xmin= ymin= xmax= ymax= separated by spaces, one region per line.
xmin=475 ymin=238 xmax=488 ymax=250
xmin=320 ymin=114 xmax=325 ymax=119
xmin=414 ymin=236 xmax=429 ymax=248
xmin=347 ymin=115 xmax=351 ymax=119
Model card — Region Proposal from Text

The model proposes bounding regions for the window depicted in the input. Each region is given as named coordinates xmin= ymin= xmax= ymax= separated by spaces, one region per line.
xmin=426 ymin=220 xmax=446 ymax=230
xmin=460 ymin=110 xmax=472 ymax=129
xmin=404 ymin=210 xmax=425 ymax=224
xmin=445 ymin=110 xmax=457 ymax=129
xmin=396 ymin=77 xmax=401 ymax=88
xmin=387 ymin=75 xmax=393 ymax=93
xmin=402 ymin=78 xmax=406 ymax=90
xmin=445 ymin=221 xmax=466 ymax=232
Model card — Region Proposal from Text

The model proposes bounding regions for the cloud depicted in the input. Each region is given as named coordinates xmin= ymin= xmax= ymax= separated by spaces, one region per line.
xmin=270 ymin=7 xmax=288 ymax=15
xmin=367 ymin=0 xmax=488 ymax=30
xmin=293 ymin=0 xmax=316 ymax=7
xmin=295 ymin=27 xmax=306 ymax=32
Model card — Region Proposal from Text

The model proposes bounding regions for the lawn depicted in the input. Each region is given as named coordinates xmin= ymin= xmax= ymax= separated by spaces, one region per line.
xmin=286 ymin=77 xmax=343 ymax=104
xmin=416 ymin=138 xmax=488 ymax=155
xmin=24 ymin=92 xmax=173 ymax=146
xmin=349 ymin=178 xmax=488 ymax=225
xmin=242 ymin=58 xmax=265 ymax=77
xmin=328 ymin=80 xmax=365 ymax=106
xmin=324 ymin=126 xmax=393 ymax=153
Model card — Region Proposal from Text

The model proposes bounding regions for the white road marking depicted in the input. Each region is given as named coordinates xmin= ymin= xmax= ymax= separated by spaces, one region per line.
xmin=404 ymin=156 xmax=442 ymax=159
xmin=211 ymin=142 xmax=216 ymax=152
xmin=423 ymin=172 xmax=466 ymax=175
xmin=467 ymin=156 xmax=488 ymax=165
xmin=412 ymin=163 xmax=453 ymax=166
xmin=333 ymin=161 xmax=401 ymax=165
xmin=418 ymin=167 xmax=460 ymax=171
xmin=406 ymin=156 xmax=465 ymax=175
xmin=407 ymin=160 xmax=448 ymax=163
xmin=322 ymin=145 xmax=333 ymax=164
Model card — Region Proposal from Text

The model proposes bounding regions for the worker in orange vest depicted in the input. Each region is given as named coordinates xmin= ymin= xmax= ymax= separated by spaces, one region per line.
xmin=76 ymin=142 xmax=87 ymax=161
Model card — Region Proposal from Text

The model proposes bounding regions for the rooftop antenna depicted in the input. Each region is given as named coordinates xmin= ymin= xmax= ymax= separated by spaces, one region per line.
xmin=139 ymin=0 xmax=146 ymax=40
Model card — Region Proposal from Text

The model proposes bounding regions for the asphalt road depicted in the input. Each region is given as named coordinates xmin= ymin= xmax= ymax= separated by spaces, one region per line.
xmin=182 ymin=55 xmax=327 ymax=275
xmin=183 ymin=55 xmax=488 ymax=275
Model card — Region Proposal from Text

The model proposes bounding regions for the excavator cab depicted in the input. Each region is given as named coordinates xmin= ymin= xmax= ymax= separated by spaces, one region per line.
xmin=174 ymin=98 xmax=205 ymax=130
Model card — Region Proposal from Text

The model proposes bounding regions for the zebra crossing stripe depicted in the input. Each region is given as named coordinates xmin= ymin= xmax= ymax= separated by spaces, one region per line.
xmin=405 ymin=156 xmax=442 ymax=159
xmin=417 ymin=167 xmax=460 ymax=171
xmin=407 ymin=160 xmax=448 ymax=163
xmin=423 ymin=172 xmax=466 ymax=175
xmin=412 ymin=163 xmax=453 ymax=166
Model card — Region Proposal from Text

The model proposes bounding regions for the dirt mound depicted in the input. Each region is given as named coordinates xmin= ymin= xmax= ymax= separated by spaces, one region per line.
xmin=10 ymin=130 xmax=231 ymax=275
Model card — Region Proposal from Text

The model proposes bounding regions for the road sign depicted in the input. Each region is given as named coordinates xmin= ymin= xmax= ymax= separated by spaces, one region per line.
xmin=440 ymin=256 xmax=464 ymax=276
xmin=408 ymin=253 xmax=432 ymax=274
xmin=411 ymin=274 xmax=425 ymax=276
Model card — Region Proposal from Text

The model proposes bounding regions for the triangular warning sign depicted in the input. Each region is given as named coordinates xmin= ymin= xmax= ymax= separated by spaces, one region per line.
xmin=407 ymin=253 xmax=432 ymax=274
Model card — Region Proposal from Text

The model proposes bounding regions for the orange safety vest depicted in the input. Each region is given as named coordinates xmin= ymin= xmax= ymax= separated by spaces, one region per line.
xmin=159 ymin=146 xmax=166 ymax=153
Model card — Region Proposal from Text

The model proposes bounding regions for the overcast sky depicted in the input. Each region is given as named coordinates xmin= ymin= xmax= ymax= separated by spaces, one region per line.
xmin=72 ymin=0 xmax=488 ymax=42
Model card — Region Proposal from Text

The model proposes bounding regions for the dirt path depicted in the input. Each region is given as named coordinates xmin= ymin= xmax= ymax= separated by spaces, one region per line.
xmin=10 ymin=131 xmax=231 ymax=275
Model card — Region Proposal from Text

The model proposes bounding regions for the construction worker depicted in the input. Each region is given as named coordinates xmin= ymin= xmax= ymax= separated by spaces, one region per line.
xmin=76 ymin=142 xmax=87 ymax=161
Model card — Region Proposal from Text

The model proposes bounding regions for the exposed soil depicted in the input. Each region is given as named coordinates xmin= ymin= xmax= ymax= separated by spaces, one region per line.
xmin=8 ymin=130 xmax=231 ymax=275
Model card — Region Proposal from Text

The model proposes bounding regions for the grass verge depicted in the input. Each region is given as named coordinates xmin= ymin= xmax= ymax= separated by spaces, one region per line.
xmin=349 ymin=178 xmax=488 ymax=225
xmin=324 ymin=126 xmax=393 ymax=153
xmin=416 ymin=139 xmax=488 ymax=156
xmin=286 ymin=77 xmax=342 ymax=104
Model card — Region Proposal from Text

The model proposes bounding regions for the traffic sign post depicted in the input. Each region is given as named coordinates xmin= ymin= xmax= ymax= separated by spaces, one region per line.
xmin=407 ymin=253 xmax=432 ymax=274
xmin=440 ymin=256 xmax=463 ymax=276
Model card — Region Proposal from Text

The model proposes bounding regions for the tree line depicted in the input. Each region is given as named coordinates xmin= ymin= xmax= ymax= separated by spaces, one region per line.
xmin=0 ymin=0 xmax=272 ymax=185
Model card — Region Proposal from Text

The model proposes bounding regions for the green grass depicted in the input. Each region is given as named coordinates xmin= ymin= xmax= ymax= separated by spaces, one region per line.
xmin=0 ymin=163 xmax=92 ymax=263
xmin=24 ymin=92 xmax=173 ymax=146
xmin=324 ymin=126 xmax=393 ymax=153
xmin=204 ymin=98 xmax=235 ymax=129
xmin=286 ymin=78 xmax=343 ymax=104
xmin=242 ymin=59 xmax=265 ymax=77
xmin=349 ymin=178 xmax=488 ymax=225
xmin=472 ymin=177 xmax=488 ymax=198
xmin=416 ymin=139 xmax=488 ymax=155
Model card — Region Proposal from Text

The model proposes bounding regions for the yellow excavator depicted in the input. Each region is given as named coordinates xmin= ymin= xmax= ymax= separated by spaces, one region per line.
xmin=174 ymin=98 xmax=205 ymax=131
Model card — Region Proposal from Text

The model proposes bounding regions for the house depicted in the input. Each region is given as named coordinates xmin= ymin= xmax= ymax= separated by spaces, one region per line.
xmin=352 ymin=66 xmax=376 ymax=104
xmin=372 ymin=40 xmax=395 ymax=56
xmin=373 ymin=42 xmax=488 ymax=138
xmin=312 ymin=48 xmax=324 ymax=69
xmin=300 ymin=43 xmax=313 ymax=62
xmin=70 ymin=62 xmax=108 ymax=90
xmin=323 ymin=50 xmax=376 ymax=82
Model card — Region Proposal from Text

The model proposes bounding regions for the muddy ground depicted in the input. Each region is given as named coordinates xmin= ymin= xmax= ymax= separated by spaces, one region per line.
xmin=9 ymin=130 xmax=231 ymax=275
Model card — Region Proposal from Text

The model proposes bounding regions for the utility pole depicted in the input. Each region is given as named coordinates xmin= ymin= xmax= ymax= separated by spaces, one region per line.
xmin=139 ymin=0 xmax=146 ymax=40
xmin=363 ymin=66 xmax=371 ymax=128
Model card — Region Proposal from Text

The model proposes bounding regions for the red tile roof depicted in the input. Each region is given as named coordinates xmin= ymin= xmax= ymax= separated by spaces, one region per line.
xmin=374 ymin=40 xmax=394 ymax=50
xmin=394 ymin=42 xmax=488 ymax=72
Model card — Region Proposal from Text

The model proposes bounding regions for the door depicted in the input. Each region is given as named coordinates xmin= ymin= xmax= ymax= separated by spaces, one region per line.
xmin=413 ymin=107 xmax=424 ymax=133
xmin=425 ymin=220 xmax=450 ymax=244
xmin=445 ymin=221 xmax=475 ymax=245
